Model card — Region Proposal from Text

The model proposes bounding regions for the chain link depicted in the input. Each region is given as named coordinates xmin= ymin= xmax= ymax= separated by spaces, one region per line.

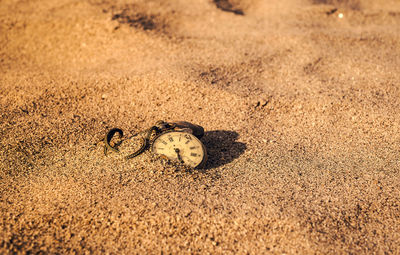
xmin=104 ymin=120 xmax=176 ymax=159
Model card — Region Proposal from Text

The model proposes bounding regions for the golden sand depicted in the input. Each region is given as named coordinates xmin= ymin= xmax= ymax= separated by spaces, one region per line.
xmin=1 ymin=0 xmax=400 ymax=253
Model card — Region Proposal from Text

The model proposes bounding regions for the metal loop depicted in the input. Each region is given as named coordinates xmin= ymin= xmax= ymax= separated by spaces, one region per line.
xmin=104 ymin=120 xmax=179 ymax=159
xmin=104 ymin=128 xmax=123 ymax=155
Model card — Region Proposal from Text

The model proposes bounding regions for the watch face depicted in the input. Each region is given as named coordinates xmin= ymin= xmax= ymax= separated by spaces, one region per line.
xmin=151 ymin=131 xmax=207 ymax=168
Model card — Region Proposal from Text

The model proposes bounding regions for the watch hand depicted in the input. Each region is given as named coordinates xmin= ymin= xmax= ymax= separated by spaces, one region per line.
xmin=174 ymin=148 xmax=184 ymax=163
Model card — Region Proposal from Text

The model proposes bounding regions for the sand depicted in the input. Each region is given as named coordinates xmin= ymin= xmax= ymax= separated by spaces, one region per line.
xmin=1 ymin=0 xmax=400 ymax=253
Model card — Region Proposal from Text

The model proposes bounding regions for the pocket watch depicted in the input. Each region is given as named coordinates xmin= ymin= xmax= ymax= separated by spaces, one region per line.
xmin=151 ymin=130 xmax=207 ymax=168
xmin=104 ymin=120 xmax=207 ymax=168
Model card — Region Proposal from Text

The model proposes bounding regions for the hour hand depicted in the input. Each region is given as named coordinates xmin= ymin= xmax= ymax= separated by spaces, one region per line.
xmin=174 ymin=148 xmax=184 ymax=163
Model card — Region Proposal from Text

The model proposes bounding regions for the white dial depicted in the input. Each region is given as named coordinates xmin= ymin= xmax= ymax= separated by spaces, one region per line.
xmin=151 ymin=131 xmax=207 ymax=168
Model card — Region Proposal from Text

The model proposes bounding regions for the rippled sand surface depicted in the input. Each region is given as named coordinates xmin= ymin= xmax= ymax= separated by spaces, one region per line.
xmin=1 ymin=0 xmax=400 ymax=253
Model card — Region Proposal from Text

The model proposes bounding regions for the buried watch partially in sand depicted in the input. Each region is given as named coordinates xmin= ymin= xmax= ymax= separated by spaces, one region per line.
xmin=104 ymin=120 xmax=207 ymax=168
